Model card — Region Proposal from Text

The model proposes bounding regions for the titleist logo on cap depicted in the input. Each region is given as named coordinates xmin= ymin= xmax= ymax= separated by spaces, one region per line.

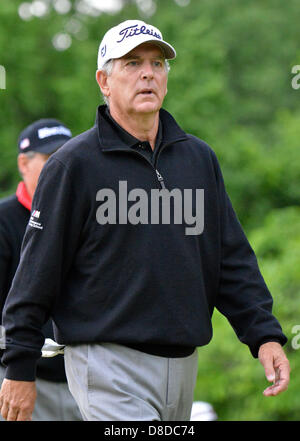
xmin=116 ymin=24 xmax=162 ymax=44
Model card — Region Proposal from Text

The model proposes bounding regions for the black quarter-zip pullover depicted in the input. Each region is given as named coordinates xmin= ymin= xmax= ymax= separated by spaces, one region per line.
xmin=2 ymin=105 xmax=287 ymax=381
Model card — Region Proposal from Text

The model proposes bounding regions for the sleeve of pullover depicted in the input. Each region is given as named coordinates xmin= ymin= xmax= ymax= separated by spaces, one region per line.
xmin=210 ymin=150 xmax=287 ymax=358
xmin=0 ymin=223 xmax=11 ymax=314
xmin=1 ymin=157 xmax=86 ymax=380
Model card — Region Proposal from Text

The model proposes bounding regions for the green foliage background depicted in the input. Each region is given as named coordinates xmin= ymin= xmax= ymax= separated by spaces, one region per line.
xmin=1 ymin=0 xmax=299 ymax=420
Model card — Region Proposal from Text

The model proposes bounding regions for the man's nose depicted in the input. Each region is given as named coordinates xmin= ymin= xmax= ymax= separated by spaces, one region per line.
xmin=140 ymin=62 xmax=154 ymax=79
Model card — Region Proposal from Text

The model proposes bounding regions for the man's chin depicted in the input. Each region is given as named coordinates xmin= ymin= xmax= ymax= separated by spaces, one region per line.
xmin=134 ymin=102 xmax=161 ymax=114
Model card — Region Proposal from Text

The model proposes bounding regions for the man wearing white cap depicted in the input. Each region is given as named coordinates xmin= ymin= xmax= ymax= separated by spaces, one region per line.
xmin=0 ymin=20 xmax=289 ymax=421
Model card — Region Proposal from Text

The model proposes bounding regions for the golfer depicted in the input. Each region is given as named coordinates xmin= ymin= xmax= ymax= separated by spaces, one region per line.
xmin=0 ymin=20 xmax=290 ymax=421
xmin=0 ymin=119 xmax=82 ymax=420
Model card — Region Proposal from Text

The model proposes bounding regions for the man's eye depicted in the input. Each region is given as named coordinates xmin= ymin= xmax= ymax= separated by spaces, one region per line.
xmin=127 ymin=61 xmax=138 ymax=66
xmin=153 ymin=61 xmax=164 ymax=68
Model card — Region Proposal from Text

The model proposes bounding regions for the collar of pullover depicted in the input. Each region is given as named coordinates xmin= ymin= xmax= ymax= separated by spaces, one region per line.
xmin=16 ymin=181 xmax=32 ymax=211
xmin=104 ymin=106 xmax=163 ymax=152
xmin=96 ymin=105 xmax=188 ymax=152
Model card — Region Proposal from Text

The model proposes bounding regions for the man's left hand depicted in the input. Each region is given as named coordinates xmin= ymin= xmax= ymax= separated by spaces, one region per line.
xmin=258 ymin=341 xmax=290 ymax=396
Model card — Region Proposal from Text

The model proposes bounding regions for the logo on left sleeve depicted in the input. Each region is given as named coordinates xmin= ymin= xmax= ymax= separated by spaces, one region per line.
xmin=29 ymin=209 xmax=43 ymax=230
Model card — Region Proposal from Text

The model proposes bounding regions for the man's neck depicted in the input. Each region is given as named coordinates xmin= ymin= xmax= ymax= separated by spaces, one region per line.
xmin=108 ymin=107 xmax=159 ymax=151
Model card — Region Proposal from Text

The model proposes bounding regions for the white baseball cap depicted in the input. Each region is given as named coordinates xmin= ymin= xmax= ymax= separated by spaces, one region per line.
xmin=97 ymin=20 xmax=176 ymax=70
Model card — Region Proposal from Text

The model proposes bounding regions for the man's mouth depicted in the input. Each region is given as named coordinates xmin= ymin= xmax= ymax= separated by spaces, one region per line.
xmin=138 ymin=89 xmax=154 ymax=95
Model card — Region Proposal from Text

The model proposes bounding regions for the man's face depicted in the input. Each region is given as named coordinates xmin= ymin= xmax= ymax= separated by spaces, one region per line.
xmin=101 ymin=43 xmax=168 ymax=117
xmin=18 ymin=152 xmax=50 ymax=199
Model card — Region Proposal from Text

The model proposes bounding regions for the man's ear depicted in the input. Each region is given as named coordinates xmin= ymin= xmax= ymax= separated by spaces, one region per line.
xmin=17 ymin=153 xmax=29 ymax=176
xmin=96 ymin=70 xmax=110 ymax=100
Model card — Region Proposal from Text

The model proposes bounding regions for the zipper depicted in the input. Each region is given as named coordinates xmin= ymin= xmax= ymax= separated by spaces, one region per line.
xmin=103 ymin=137 xmax=186 ymax=190
xmin=155 ymin=169 xmax=166 ymax=189
xmin=103 ymin=147 xmax=169 ymax=189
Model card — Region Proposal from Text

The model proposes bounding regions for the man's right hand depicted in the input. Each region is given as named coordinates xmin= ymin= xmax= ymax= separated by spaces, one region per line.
xmin=0 ymin=378 xmax=36 ymax=421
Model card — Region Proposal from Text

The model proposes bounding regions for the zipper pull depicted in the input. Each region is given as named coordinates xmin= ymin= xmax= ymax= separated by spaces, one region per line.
xmin=156 ymin=169 xmax=166 ymax=189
